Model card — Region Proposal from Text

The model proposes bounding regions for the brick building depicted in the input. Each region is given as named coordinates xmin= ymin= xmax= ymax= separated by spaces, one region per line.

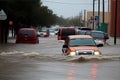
xmin=110 ymin=0 xmax=120 ymax=37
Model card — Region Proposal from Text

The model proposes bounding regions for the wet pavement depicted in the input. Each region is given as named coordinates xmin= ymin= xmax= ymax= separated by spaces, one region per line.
xmin=0 ymin=36 xmax=120 ymax=80
xmin=0 ymin=55 xmax=120 ymax=80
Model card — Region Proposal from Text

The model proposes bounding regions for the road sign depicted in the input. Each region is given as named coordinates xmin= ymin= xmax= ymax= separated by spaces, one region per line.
xmin=0 ymin=9 xmax=7 ymax=20
xmin=95 ymin=16 xmax=99 ymax=21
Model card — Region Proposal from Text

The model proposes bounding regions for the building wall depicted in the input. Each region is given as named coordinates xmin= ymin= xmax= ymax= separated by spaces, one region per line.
xmin=87 ymin=11 xmax=110 ymax=31
xmin=110 ymin=0 xmax=120 ymax=37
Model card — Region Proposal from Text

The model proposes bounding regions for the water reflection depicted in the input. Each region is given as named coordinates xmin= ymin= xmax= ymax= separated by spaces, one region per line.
xmin=68 ymin=63 xmax=76 ymax=80
xmin=90 ymin=63 xmax=98 ymax=80
xmin=0 ymin=52 xmax=120 ymax=80
xmin=68 ymin=70 xmax=74 ymax=80
xmin=0 ymin=51 xmax=120 ymax=62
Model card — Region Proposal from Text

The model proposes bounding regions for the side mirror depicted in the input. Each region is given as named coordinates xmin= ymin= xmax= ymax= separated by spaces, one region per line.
xmin=97 ymin=44 xmax=103 ymax=47
xmin=62 ymin=44 xmax=68 ymax=48
xmin=104 ymin=33 xmax=109 ymax=39
xmin=62 ymin=45 xmax=68 ymax=53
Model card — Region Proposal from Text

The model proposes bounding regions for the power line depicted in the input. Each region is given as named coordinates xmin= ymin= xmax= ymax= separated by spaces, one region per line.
xmin=42 ymin=0 xmax=108 ymax=6
xmin=42 ymin=0 xmax=93 ymax=5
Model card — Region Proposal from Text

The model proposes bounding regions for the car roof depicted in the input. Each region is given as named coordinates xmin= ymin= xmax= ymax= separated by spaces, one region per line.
xmin=19 ymin=28 xmax=35 ymax=31
xmin=79 ymin=27 xmax=92 ymax=30
xmin=59 ymin=27 xmax=76 ymax=29
xmin=91 ymin=30 xmax=104 ymax=33
xmin=68 ymin=35 xmax=92 ymax=39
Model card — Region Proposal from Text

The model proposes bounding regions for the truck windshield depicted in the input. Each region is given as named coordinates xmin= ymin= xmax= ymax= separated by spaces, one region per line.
xmin=69 ymin=38 xmax=96 ymax=46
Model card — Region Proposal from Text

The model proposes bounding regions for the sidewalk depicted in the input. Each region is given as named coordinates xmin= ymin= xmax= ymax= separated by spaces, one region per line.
xmin=106 ymin=37 xmax=120 ymax=46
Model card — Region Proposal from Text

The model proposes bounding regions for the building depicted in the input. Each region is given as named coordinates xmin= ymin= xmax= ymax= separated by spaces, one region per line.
xmin=87 ymin=11 xmax=110 ymax=32
xmin=86 ymin=0 xmax=120 ymax=37
xmin=110 ymin=0 xmax=120 ymax=37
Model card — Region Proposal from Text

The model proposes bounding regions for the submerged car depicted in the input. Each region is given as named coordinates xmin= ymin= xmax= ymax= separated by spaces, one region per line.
xmin=62 ymin=35 xmax=102 ymax=56
xmin=49 ymin=28 xmax=55 ymax=36
xmin=37 ymin=29 xmax=49 ymax=37
xmin=16 ymin=28 xmax=39 ymax=44
xmin=58 ymin=27 xmax=77 ymax=40
xmin=78 ymin=30 xmax=109 ymax=46
xmin=78 ymin=27 xmax=92 ymax=31
xmin=85 ymin=31 xmax=109 ymax=46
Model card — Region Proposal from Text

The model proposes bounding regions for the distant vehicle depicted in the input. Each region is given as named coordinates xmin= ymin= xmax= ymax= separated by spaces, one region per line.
xmin=38 ymin=29 xmax=49 ymax=37
xmin=49 ymin=28 xmax=55 ymax=36
xmin=54 ymin=28 xmax=59 ymax=35
xmin=78 ymin=30 xmax=88 ymax=35
xmin=74 ymin=26 xmax=80 ymax=29
xmin=78 ymin=30 xmax=109 ymax=46
xmin=78 ymin=27 xmax=92 ymax=31
xmin=16 ymin=28 xmax=39 ymax=44
xmin=58 ymin=27 xmax=77 ymax=40
xmin=62 ymin=35 xmax=102 ymax=56
xmin=85 ymin=31 xmax=109 ymax=46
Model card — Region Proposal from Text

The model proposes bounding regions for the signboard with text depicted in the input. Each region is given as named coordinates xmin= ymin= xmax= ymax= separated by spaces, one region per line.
xmin=0 ymin=9 xmax=7 ymax=20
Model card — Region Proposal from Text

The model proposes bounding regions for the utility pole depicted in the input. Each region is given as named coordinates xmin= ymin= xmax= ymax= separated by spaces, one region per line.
xmin=79 ymin=11 xmax=82 ymax=26
xmin=98 ymin=0 xmax=100 ymax=28
xmin=84 ymin=10 xmax=86 ymax=26
xmin=93 ymin=0 xmax=95 ymax=30
xmin=114 ymin=0 xmax=118 ymax=45
xmin=108 ymin=0 xmax=110 ymax=13
xmin=102 ymin=0 xmax=105 ymax=23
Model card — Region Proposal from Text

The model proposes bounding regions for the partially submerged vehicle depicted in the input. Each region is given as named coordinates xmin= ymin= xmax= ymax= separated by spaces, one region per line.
xmin=62 ymin=35 xmax=102 ymax=56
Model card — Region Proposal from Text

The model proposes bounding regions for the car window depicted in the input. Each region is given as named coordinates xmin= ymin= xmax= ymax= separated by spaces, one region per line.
xmin=69 ymin=38 xmax=96 ymax=46
xmin=18 ymin=30 xmax=34 ymax=36
xmin=62 ymin=29 xmax=75 ymax=36
xmin=79 ymin=27 xmax=92 ymax=31
xmin=104 ymin=33 xmax=109 ymax=39
xmin=78 ymin=30 xmax=86 ymax=35
xmin=91 ymin=32 xmax=104 ymax=39
xmin=49 ymin=29 xmax=54 ymax=33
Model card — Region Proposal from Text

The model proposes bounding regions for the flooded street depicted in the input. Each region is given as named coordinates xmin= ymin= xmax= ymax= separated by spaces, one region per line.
xmin=0 ymin=36 xmax=120 ymax=80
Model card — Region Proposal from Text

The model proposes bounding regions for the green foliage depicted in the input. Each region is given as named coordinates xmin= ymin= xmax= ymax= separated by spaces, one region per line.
xmin=0 ymin=0 xmax=57 ymax=27
xmin=0 ymin=0 xmax=84 ymax=28
xmin=56 ymin=16 xmax=84 ymax=27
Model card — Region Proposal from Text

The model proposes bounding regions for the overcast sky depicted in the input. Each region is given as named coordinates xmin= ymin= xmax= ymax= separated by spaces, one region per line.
xmin=42 ymin=0 xmax=109 ymax=18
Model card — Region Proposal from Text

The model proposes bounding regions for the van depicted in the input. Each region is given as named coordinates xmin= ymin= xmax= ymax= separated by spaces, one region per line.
xmin=16 ymin=28 xmax=39 ymax=44
xmin=58 ymin=27 xmax=77 ymax=40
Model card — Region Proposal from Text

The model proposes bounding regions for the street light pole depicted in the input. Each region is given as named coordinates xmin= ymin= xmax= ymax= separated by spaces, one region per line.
xmin=114 ymin=0 xmax=118 ymax=45
xmin=108 ymin=0 xmax=109 ymax=13
xmin=93 ymin=0 xmax=95 ymax=30
xmin=102 ymin=0 xmax=105 ymax=23
xmin=98 ymin=0 xmax=100 ymax=28
xmin=84 ymin=10 xmax=86 ymax=26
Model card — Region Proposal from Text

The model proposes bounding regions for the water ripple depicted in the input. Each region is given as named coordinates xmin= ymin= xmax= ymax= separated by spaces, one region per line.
xmin=0 ymin=51 xmax=120 ymax=62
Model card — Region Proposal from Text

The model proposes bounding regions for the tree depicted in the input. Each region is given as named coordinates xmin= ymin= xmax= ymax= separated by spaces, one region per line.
xmin=0 ymin=0 xmax=57 ymax=27
xmin=0 ymin=0 xmax=57 ymax=43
